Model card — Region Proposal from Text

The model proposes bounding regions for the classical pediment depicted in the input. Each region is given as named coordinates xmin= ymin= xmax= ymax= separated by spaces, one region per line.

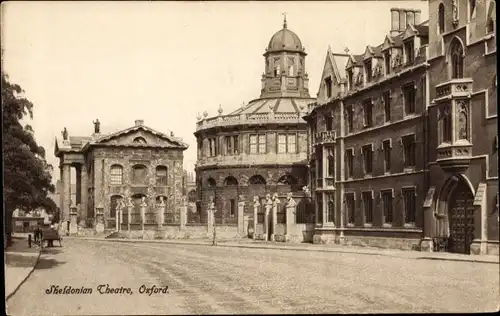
xmin=95 ymin=125 xmax=188 ymax=149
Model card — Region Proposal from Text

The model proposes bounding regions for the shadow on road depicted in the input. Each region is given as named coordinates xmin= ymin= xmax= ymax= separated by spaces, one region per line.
xmin=41 ymin=248 xmax=64 ymax=255
xmin=5 ymin=253 xmax=38 ymax=268
xmin=35 ymin=257 xmax=67 ymax=270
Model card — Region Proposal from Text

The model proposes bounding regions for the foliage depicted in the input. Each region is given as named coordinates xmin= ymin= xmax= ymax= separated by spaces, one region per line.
xmin=2 ymin=73 xmax=56 ymax=222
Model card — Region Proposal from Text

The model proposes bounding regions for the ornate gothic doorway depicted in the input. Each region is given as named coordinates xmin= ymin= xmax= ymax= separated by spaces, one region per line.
xmin=447 ymin=179 xmax=475 ymax=254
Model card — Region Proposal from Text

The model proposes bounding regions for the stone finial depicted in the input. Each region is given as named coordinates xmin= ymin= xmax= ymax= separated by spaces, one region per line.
xmin=218 ymin=104 xmax=223 ymax=115
xmin=203 ymin=111 xmax=208 ymax=118
xmin=241 ymin=102 xmax=246 ymax=110
xmin=196 ymin=113 xmax=202 ymax=120
xmin=170 ymin=131 xmax=175 ymax=137
xmin=268 ymin=102 xmax=274 ymax=110
xmin=93 ymin=119 xmax=101 ymax=134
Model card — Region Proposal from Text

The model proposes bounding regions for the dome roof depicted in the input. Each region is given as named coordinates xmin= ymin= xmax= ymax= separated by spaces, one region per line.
xmin=267 ymin=21 xmax=304 ymax=53
xmin=228 ymin=97 xmax=314 ymax=116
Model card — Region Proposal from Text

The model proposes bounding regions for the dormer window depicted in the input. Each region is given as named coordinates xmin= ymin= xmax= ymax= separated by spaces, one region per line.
xmin=364 ymin=59 xmax=372 ymax=82
xmin=324 ymin=76 xmax=333 ymax=98
xmin=133 ymin=137 xmax=147 ymax=144
xmin=384 ymin=51 xmax=391 ymax=74
xmin=404 ymin=40 xmax=415 ymax=64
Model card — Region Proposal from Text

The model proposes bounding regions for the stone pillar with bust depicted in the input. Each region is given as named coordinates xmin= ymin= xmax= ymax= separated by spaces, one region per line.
xmin=157 ymin=196 xmax=166 ymax=230
xmin=237 ymin=195 xmax=245 ymax=236
xmin=140 ymin=197 xmax=147 ymax=236
xmin=95 ymin=204 xmax=104 ymax=234
xmin=180 ymin=196 xmax=187 ymax=230
xmin=270 ymin=193 xmax=280 ymax=242
xmin=62 ymin=163 xmax=71 ymax=235
xmin=127 ymin=197 xmax=133 ymax=234
xmin=264 ymin=194 xmax=272 ymax=241
xmin=285 ymin=193 xmax=297 ymax=242
xmin=252 ymin=196 xmax=260 ymax=240
xmin=69 ymin=204 xmax=78 ymax=235
xmin=80 ymin=164 xmax=89 ymax=225
xmin=207 ymin=197 xmax=215 ymax=237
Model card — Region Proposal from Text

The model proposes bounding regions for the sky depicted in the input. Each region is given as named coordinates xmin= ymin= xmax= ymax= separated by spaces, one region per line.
xmin=2 ymin=0 xmax=429 ymax=183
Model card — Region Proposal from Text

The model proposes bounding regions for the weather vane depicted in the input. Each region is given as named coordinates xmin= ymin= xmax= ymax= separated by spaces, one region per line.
xmin=282 ymin=12 xmax=287 ymax=28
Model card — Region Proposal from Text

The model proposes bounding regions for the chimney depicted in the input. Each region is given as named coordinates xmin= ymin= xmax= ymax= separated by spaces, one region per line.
xmin=414 ymin=10 xmax=421 ymax=25
xmin=390 ymin=8 xmax=401 ymax=36
xmin=135 ymin=119 xmax=144 ymax=126
xmin=399 ymin=9 xmax=407 ymax=31
xmin=406 ymin=10 xmax=415 ymax=26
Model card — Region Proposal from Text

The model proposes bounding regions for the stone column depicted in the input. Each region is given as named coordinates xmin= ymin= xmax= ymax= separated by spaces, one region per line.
xmin=157 ymin=196 xmax=166 ymax=230
xmin=207 ymin=197 xmax=215 ymax=236
xmin=264 ymin=194 xmax=272 ymax=241
xmin=127 ymin=197 xmax=133 ymax=233
xmin=285 ymin=193 xmax=297 ymax=242
xmin=180 ymin=196 xmax=187 ymax=230
xmin=271 ymin=193 xmax=280 ymax=242
xmin=119 ymin=201 xmax=123 ymax=231
xmin=59 ymin=164 xmax=64 ymax=215
xmin=95 ymin=205 xmax=104 ymax=233
xmin=471 ymin=183 xmax=488 ymax=255
xmin=80 ymin=164 xmax=88 ymax=223
xmin=62 ymin=163 xmax=71 ymax=233
xmin=237 ymin=195 xmax=245 ymax=235
xmin=253 ymin=196 xmax=260 ymax=240
xmin=421 ymin=187 xmax=436 ymax=252
xmin=140 ymin=197 xmax=147 ymax=235
xmin=76 ymin=166 xmax=82 ymax=204
xmin=69 ymin=204 xmax=78 ymax=235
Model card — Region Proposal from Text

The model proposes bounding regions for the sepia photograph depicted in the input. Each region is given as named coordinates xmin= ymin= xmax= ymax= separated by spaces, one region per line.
xmin=2 ymin=0 xmax=499 ymax=314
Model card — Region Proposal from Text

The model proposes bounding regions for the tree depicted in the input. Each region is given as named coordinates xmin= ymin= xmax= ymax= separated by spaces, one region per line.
xmin=2 ymin=73 xmax=56 ymax=245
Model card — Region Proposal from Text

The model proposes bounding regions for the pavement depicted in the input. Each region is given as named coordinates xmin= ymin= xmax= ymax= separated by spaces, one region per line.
xmin=67 ymin=236 xmax=500 ymax=264
xmin=7 ymin=238 xmax=499 ymax=315
xmin=5 ymin=234 xmax=41 ymax=304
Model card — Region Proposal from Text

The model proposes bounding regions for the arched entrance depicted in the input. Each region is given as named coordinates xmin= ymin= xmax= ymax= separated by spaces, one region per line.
xmin=437 ymin=175 xmax=475 ymax=254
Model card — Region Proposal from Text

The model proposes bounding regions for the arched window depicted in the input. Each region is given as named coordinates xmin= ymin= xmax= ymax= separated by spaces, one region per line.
xmin=155 ymin=166 xmax=168 ymax=186
xmin=274 ymin=63 xmax=281 ymax=77
xmin=133 ymin=137 xmax=147 ymax=144
xmin=288 ymin=65 xmax=294 ymax=76
xmin=439 ymin=3 xmax=445 ymax=34
xmin=132 ymin=165 xmax=148 ymax=185
xmin=224 ymin=176 xmax=238 ymax=186
xmin=207 ymin=178 xmax=216 ymax=188
xmin=110 ymin=165 xmax=123 ymax=185
xmin=249 ymin=175 xmax=266 ymax=185
xmin=277 ymin=175 xmax=298 ymax=185
xmin=110 ymin=195 xmax=122 ymax=218
xmin=487 ymin=0 xmax=496 ymax=33
xmin=449 ymin=38 xmax=464 ymax=79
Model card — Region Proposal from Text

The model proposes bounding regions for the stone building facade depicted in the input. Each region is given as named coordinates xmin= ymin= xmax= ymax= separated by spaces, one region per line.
xmin=305 ymin=8 xmax=429 ymax=249
xmin=306 ymin=2 xmax=498 ymax=255
xmin=194 ymin=17 xmax=316 ymax=231
xmin=54 ymin=119 xmax=188 ymax=234
xmin=424 ymin=0 xmax=498 ymax=255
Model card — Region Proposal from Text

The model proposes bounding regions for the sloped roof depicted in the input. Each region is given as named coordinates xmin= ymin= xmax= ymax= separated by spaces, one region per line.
xmin=95 ymin=124 xmax=188 ymax=148
xmin=228 ymin=97 xmax=314 ymax=115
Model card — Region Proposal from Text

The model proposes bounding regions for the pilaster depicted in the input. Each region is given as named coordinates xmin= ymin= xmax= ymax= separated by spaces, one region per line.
xmin=62 ymin=163 xmax=71 ymax=228
xmin=470 ymin=183 xmax=488 ymax=255
xmin=80 ymin=164 xmax=88 ymax=222
xmin=238 ymin=198 xmax=245 ymax=236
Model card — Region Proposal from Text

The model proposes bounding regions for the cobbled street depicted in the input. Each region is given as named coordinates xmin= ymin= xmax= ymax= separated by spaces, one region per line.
xmin=7 ymin=239 xmax=499 ymax=315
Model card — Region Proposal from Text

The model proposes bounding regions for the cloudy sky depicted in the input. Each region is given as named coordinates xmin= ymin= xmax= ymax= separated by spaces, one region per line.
xmin=2 ymin=0 xmax=428 ymax=183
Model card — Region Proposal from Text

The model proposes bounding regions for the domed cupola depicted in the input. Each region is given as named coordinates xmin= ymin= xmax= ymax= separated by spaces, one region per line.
xmin=266 ymin=17 xmax=305 ymax=54
xmin=261 ymin=15 xmax=310 ymax=99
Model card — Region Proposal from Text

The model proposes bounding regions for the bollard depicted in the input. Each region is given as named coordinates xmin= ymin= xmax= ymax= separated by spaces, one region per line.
xmin=28 ymin=234 xmax=32 ymax=248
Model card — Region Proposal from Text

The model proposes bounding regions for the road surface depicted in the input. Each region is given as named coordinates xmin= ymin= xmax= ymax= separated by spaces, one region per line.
xmin=7 ymin=239 xmax=499 ymax=315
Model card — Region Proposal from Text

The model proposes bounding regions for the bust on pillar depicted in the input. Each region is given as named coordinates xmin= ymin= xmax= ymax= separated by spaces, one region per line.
xmin=115 ymin=199 xmax=123 ymax=232
xmin=157 ymin=196 xmax=166 ymax=230
xmin=95 ymin=204 xmax=104 ymax=233
xmin=207 ymin=196 xmax=215 ymax=235
xmin=271 ymin=193 xmax=280 ymax=242
xmin=180 ymin=195 xmax=188 ymax=230
xmin=140 ymin=197 xmax=147 ymax=231
xmin=69 ymin=204 xmax=78 ymax=235
xmin=237 ymin=195 xmax=245 ymax=236
xmin=252 ymin=196 xmax=260 ymax=240
xmin=264 ymin=194 xmax=272 ymax=241
xmin=127 ymin=197 xmax=133 ymax=233
xmin=285 ymin=193 xmax=297 ymax=242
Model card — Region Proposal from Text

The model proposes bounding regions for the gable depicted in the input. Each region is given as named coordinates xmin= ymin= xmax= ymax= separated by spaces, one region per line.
xmin=363 ymin=46 xmax=373 ymax=60
xmin=96 ymin=127 xmax=187 ymax=148
xmin=382 ymin=35 xmax=394 ymax=51
xmin=402 ymin=24 xmax=417 ymax=41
